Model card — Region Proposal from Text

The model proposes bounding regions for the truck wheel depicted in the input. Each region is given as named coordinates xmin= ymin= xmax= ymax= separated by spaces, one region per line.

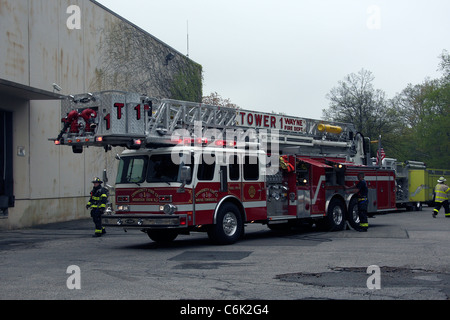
xmin=208 ymin=203 xmax=243 ymax=245
xmin=147 ymin=229 xmax=178 ymax=243
xmin=322 ymin=198 xmax=346 ymax=231
xmin=346 ymin=197 xmax=360 ymax=230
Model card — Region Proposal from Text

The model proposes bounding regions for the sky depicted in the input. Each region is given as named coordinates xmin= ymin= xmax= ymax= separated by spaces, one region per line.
xmin=96 ymin=0 xmax=450 ymax=119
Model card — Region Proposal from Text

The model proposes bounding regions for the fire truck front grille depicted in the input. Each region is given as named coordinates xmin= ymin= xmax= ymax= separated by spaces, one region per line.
xmin=102 ymin=214 xmax=187 ymax=229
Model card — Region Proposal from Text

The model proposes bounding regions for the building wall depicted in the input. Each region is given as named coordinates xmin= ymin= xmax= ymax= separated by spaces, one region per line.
xmin=0 ymin=0 xmax=202 ymax=229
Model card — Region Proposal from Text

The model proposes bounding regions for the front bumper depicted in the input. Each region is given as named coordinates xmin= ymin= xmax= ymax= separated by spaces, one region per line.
xmin=102 ymin=214 xmax=187 ymax=229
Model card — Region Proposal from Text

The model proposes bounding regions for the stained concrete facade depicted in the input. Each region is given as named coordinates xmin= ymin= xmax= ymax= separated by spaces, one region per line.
xmin=0 ymin=0 xmax=201 ymax=229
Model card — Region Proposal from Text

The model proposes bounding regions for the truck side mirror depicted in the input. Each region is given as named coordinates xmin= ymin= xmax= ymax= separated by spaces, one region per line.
xmin=180 ymin=166 xmax=191 ymax=182
xmin=102 ymin=168 xmax=115 ymax=191
xmin=178 ymin=166 xmax=191 ymax=193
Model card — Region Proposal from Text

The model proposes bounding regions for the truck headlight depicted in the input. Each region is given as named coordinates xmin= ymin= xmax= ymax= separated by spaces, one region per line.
xmin=117 ymin=205 xmax=130 ymax=212
xmin=160 ymin=204 xmax=177 ymax=215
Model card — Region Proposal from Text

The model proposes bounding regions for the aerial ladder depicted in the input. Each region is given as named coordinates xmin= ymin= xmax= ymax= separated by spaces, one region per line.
xmin=52 ymin=90 xmax=366 ymax=164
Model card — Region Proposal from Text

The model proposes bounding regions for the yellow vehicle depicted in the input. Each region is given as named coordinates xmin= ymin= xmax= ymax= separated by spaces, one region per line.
xmin=393 ymin=160 xmax=450 ymax=211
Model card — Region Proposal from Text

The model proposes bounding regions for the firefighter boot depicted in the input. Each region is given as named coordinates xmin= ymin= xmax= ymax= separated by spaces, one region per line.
xmin=93 ymin=229 xmax=103 ymax=237
xmin=432 ymin=209 xmax=438 ymax=218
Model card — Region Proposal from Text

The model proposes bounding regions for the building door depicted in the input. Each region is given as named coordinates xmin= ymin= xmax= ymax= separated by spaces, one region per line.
xmin=0 ymin=110 xmax=14 ymax=215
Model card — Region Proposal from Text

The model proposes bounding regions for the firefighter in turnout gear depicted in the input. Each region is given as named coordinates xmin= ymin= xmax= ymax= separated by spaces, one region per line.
xmin=87 ymin=177 xmax=109 ymax=237
xmin=346 ymin=172 xmax=369 ymax=232
xmin=432 ymin=177 xmax=450 ymax=218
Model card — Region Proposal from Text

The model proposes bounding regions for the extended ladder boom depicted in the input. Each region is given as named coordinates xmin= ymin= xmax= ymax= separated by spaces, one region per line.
xmin=51 ymin=91 xmax=364 ymax=163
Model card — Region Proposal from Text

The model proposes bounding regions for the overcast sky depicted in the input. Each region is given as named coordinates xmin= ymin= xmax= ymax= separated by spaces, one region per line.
xmin=96 ymin=0 xmax=450 ymax=119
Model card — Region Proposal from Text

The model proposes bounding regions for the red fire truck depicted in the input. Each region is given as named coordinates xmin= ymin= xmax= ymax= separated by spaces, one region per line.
xmin=52 ymin=91 xmax=396 ymax=244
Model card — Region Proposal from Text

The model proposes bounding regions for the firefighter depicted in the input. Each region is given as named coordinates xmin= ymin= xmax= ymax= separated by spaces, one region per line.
xmin=432 ymin=176 xmax=450 ymax=218
xmin=346 ymin=172 xmax=369 ymax=232
xmin=86 ymin=177 xmax=109 ymax=237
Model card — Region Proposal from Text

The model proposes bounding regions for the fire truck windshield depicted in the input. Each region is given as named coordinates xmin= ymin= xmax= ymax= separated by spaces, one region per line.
xmin=147 ymin=154 xmax=182 ymax=183
xmin=116 ymin=154 xmax=193 ymax=185
xmin=116 ymin=156 xmax=148 ymax=185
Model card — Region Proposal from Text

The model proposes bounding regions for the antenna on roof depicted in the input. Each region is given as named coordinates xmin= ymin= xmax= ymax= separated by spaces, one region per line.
xmin=187 ymin=20 xmax=190 ymax=57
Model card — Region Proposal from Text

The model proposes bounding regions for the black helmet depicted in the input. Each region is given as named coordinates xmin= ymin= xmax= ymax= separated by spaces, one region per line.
xmin=92 ymin=177 xmax=103 ymax=184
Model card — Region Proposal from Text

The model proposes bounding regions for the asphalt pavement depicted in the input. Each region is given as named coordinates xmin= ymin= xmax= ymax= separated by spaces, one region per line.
xmin=0 ymin=206 xmax=449 ymax=304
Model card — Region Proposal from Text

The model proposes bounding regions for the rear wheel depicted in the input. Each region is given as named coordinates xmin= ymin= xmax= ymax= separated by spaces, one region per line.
xmin=346 ymin=197 xmax=360 ymax=230
xmin=208 ymin=203 xmax=243 ymax=245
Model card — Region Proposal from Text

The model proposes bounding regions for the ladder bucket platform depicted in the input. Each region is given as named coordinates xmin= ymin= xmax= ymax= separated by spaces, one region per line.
xmin=52 ymin=91 xmax=158 ymax=152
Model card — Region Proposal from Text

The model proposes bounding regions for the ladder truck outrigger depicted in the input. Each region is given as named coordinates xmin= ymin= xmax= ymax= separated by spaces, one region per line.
xmin=52 ymin=91 xmax=396 ymax=244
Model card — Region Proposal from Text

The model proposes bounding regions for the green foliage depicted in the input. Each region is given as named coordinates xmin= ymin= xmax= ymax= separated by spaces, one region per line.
xmin=170 ymin=62 xmax=203 ymax=103
xmin=91 ymin=21 xmax=203 ymax=102
xmin=391 ymin=49 xmax=449 ymax=168
xmin=408 ymin=79 xmax=450 ymax=168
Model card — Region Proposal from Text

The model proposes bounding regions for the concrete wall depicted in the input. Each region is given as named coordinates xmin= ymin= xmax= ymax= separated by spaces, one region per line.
xmin=0 ymin=0 xmax=202 ymax=229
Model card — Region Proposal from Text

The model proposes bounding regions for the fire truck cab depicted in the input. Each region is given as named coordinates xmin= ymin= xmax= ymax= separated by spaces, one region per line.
xmin=107 ymin=145 xmax=269 ymax=244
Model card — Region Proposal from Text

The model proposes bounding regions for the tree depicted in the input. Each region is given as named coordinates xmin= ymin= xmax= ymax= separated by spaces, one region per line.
xmin=392 ymin=63 xmax=449 ymax=168
xmin=322 ymin=69 xmax=396 ymax=156
xmin=323 ymin=51 xmax=449 ymax=168
xmin=390 ymin=50 xmax=450 ymax=168
xmin=438 ymin=49 xmax=450 ymax=80
xmin=202 ymin=92 xmax=240 ymax=109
